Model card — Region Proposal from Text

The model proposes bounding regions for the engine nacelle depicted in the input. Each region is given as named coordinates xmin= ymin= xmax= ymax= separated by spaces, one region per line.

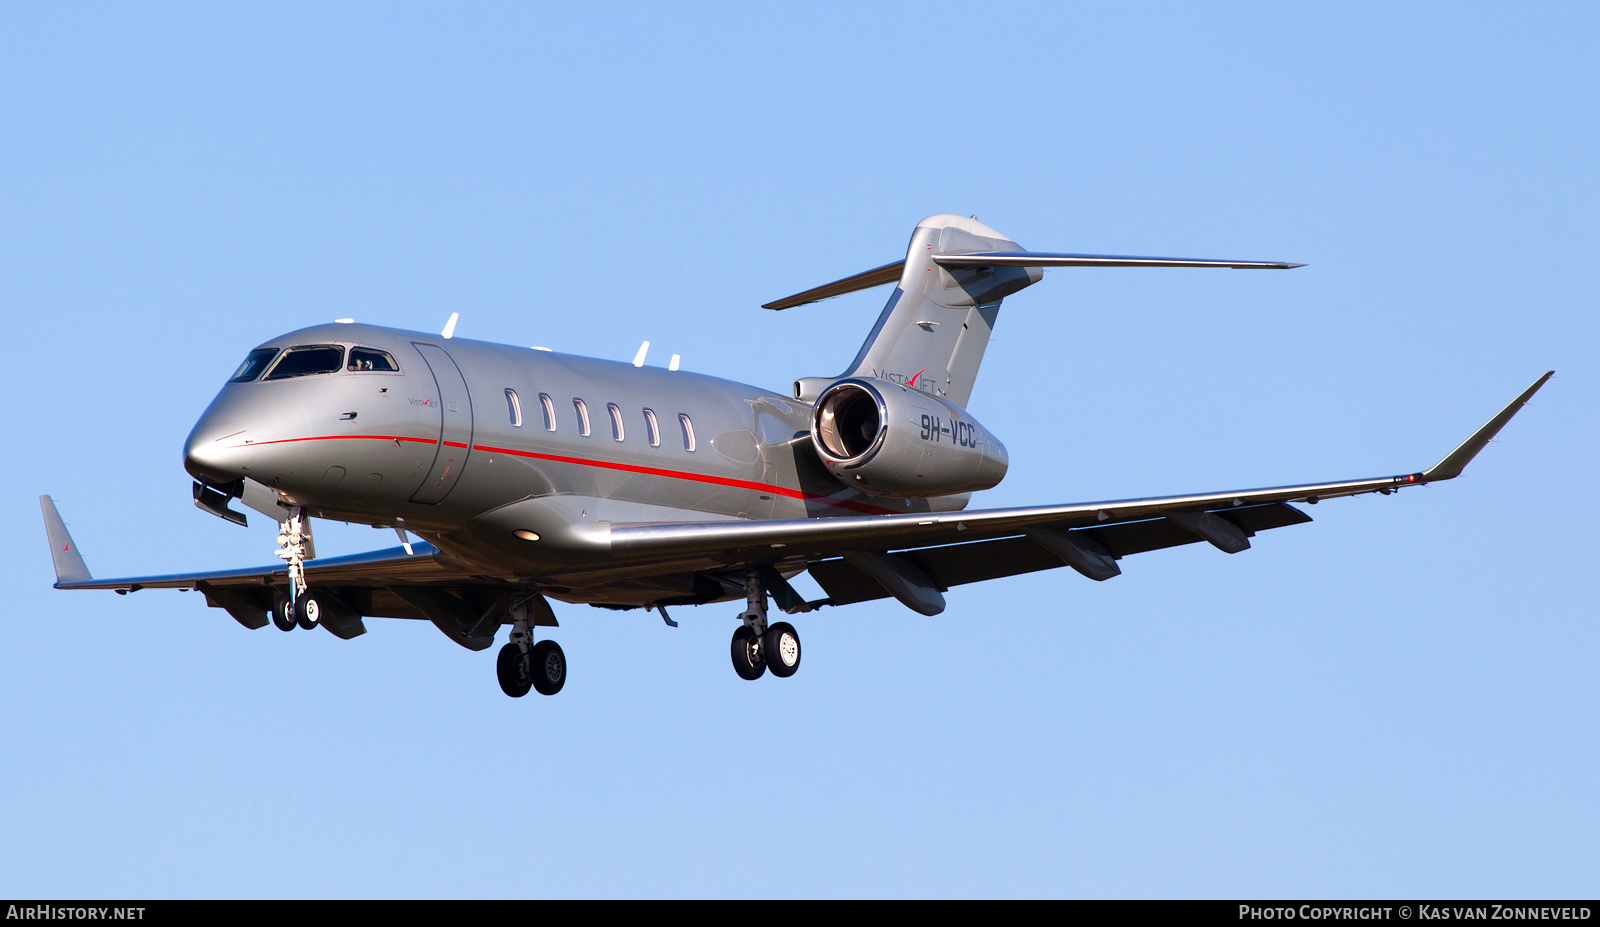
xmin=810 ymin=378 xmax=1008 ymax=498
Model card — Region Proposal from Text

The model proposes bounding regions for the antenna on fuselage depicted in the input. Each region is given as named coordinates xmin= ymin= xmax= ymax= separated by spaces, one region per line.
xmin=441 ymin=313 xmax=459 ymax=339
xmin=669 ymin=354 xmax=680 ymax=371
xmin=633 ymin=341 xmax=650 ymax=367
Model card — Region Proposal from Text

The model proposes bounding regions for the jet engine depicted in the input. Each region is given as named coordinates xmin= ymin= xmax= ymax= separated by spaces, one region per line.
xmin=810 ymin=378 xmax=1008 ymax=498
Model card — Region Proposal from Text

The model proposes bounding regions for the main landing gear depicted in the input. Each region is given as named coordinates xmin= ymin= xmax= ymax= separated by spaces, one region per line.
xmin=729 ymin=569 xmax=802 ymax=681
xmin=497 ymin=601 xmax=566 ymax=698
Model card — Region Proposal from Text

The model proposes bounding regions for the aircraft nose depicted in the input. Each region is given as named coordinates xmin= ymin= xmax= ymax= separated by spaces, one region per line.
xmin=184 ymin=410 xmax=249 ymax=485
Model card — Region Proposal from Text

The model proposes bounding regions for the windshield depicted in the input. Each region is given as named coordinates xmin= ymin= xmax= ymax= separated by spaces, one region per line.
xmin=228 ymin=348 xmax=280 ymax=383
xmin=263 ymin=344 xmax=346 ymax=380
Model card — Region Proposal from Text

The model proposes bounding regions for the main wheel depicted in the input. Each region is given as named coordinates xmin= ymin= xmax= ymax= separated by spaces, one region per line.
xmin=271 ymin=593 xmax=295 ymax=632
xmin=730 ymin=625 xmax=765 ymax=680
xmin=294 ymin=592 xmax=325 ymax=631
xmin=530 ymin=640 xmax=567 ymax=696
xmin=763 ymin=622 xmax=801 ymax=678
xmin=496 ymin=643 xmax=533 ymax=698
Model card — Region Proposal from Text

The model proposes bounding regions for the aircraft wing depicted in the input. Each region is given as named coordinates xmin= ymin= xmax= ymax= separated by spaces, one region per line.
xmin=39 ymin=524 xmax=477 ymax=593
xmin=38 ymin=509 xmax=515 ymax=641
xmin=41 ymin=371 xmax=1550 ymax=625
xmin=605 ymin=372 xmax=1553 ymax=613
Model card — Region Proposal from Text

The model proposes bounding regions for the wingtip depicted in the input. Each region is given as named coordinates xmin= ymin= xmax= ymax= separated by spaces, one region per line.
xmin=1420 ymin=370 xmax=1553 ymax=483
xmin=40 ymin=495 xmax=93 ymax=584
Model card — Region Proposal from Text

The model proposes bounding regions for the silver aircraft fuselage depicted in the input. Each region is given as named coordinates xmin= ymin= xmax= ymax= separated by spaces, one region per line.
xmin=183 ymin=322 xmax=950 ymax=604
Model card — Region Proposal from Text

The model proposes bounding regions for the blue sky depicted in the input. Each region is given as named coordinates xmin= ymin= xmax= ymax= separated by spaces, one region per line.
xmin=2 ymin=2 xmax=1595 ymax=897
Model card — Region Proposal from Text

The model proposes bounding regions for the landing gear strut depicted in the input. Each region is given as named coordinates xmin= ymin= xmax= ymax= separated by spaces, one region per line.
xmin=497 ymin=597 xmax=566 ymax=698
xmin=729 ymin=568 xmax=802 ymax=681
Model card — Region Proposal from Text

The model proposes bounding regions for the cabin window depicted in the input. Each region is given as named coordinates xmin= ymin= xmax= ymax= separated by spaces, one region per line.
xmin=574 ymin=399 xmax=591 ymax=436
xmin=539 ymin=393 xmax=556 ymax=431
xmin=679 ymin=413 xmax=696 ymax=452
xmin=228 ymin=348 xmax=279 ymax=383
xmin=505 ymin=389 xmax=522 ymax=427
xmin=264 ymin=344 xmax=345 ymax=380
xmin=643 ymin=408 xmax=661 ymax=447
xmin=608 ymin=403 xmax=625 ymax=441
xmin=347 ymin=347 xmax=400 ymax=372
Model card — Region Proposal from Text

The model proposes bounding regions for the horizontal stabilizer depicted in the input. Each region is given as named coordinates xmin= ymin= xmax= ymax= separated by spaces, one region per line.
xmin=762 ymin=248 xmax=1301 ymax=311
xmin=763 ymin=261 xmax=904 ymax=310
xmin=932 ymin=251 xmax=1303 ymax=270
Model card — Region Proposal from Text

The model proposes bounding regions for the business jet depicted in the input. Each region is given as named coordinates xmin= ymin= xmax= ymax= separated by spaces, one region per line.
xmin=40 ymin=215 xmax=1551 ymax=697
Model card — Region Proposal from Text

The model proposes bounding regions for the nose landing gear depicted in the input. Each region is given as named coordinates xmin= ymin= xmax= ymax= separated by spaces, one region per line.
xmin=274 ymin=505 xmax=313 ymax=618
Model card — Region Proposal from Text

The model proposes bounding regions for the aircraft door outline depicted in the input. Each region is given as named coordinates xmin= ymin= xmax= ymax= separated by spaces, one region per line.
xmin=409 ymin=342 xmax=475 ymax=504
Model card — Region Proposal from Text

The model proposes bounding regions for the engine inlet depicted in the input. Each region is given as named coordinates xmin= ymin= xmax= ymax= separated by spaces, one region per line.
xmin=814 ymin=382 xmax=883 ymax=461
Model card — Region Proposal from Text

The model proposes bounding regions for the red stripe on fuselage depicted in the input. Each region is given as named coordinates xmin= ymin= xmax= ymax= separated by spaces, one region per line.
xmin=226 ymin=434 xmax=896 ymax=515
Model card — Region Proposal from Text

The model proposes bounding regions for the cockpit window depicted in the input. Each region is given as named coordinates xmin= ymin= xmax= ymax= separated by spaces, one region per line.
xmin=263 ymin=344 xmax=346 ymax=380
xmin=347 ymin=347 xmax=400 ymax=372
xmin=228 ymin=348 xmax=279 ymax=383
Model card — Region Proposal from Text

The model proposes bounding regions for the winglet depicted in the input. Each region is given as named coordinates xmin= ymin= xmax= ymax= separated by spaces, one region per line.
xmin=39 ymin=496 xmax=92 ymax=585
xmin=1421 ymin=371 xmax=1553 ymax=483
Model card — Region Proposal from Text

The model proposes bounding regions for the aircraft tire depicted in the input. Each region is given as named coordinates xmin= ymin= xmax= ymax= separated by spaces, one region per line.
xmin=730 ymin=625 xmax=766 ymax=680
xmin=530 ymin=640 xmax=567 ymax=696
xmin=294 ymin=592 xmax=325 ymax=631
xmin=496 ymin=643 xmax=533 ymax=698
xmin=762 ymin=622 xmax=801 ymax=678
xmin=271 ymin=593 xmax=295 ymax=632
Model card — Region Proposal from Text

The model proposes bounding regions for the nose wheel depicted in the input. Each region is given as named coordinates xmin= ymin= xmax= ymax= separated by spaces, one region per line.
xmin=270 ymin=593 xmax=295 ymax=632
xmin=294 ymin=591 xmax=328 ymax=630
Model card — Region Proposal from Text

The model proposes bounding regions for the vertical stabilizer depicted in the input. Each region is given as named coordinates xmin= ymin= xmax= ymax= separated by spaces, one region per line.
xmin=842 ymin=215 xmax=1041 ymax=407
xmin=40 ymin=496 xmax=92 ymax=585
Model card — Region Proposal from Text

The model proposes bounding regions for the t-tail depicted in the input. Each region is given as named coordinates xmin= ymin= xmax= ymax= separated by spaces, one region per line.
xmin=769 ymin=214 xmax=1302 ymax=407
